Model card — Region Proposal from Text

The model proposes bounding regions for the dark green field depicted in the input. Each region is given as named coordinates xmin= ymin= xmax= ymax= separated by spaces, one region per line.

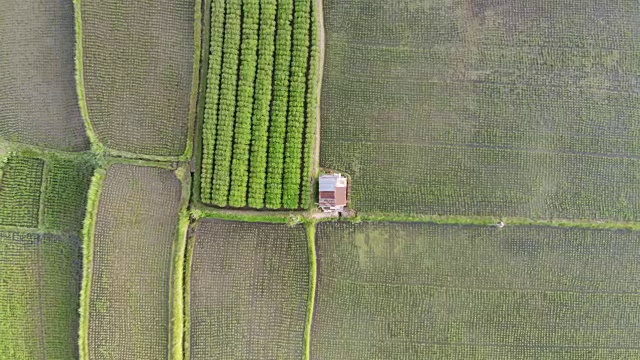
xmin=188 ymin=219 xmax=309 ymax=359
xmin=312 ymin=222 xmax=640 ymax=359
xmin=320 ymin=0 xmax=640 ymax=219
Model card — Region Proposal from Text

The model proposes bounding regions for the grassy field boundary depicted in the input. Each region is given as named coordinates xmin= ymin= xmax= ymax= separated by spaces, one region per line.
xmin=102 ymin=157 xmax=178 ymax=170
xmin=169 ymin=165 xmax=192 ymax=360
xmin=73 ymin=0 xmax=200 ymax=163
xmin=72 ymin=0 xmax=104 ymax=155
xmin=182 ymin=222 xmax=198 ymax=360
xmin=356 ymin=213 xmax=640 ymax=231
xmin=190 ymin=207 xmax=295 ymax=224
xmin=36 ymin=161 xmax=49 ymax=231
xmin=78 ymin=167 xmax=106 ymax=360
xmin=303 ymin=221 xmax=318 ymax=360
xmin=169 ymin=165 xmax=191 ymax=360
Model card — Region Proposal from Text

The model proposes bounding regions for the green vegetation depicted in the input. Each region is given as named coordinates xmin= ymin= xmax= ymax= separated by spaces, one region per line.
xmin=264 ymin=0 xmax=293 ymax=209
xmin=211 ymin=0 xmax=243 ymax=206
xmin=82 ymin=164 xmax=184 ymax=360
xmin=78 ymin=168 xmax=105 ymax=360
xmin=0 ymin=157 xmax=44 ymax=228
xmin=228 ymin=0 xmax=260 ymax=207
xmin=303 ymin=221 xmax=317 ymax=360
xmin=188 ymin=219 xmax=309 ymax=359
xmin=0 ymin=0 xmax=88 ymax=152
xmin=282 ymin=0 xmax=312 ymax=209
xmin=200 ymin=0 xmax=227 ymax=204
xmin=320 ymin=0 xmax=640 ymax=219
xmin=0 ymin=232 xmax=82 ymax=359
xmin=77 ymin=0 xmax=200 ymax=159
xmin=200 ymin=0 xmax=320 ymax=210
xmin=42 ymin=157 xmax=94 ymax=233
xmin=0 ymin=150 xmax=90 ymax=359
xmin=312 ymin=222 xmax=640 ymax=359
xmin=247 ymin=0 xmax=277 ymax=209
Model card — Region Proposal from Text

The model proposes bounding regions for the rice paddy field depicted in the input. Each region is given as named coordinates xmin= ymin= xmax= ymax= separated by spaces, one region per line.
xmin=0 ymin=152 xmax=90 ymax=359
xmin=199 ymin=0 xmax=321 ymax=210
xmin=320 ymin=0 xmax=640 ymax=219
xmin=312 ymin=222 xmax=640 ymax=359
xmin=0 ymin=0 xmax=88 ymax=152
xmin=0 ymin=232 xmax=82 ymax=360
xmin=84 ymin=164 xmax=184 ymax=360
xmin=77 ymin=0 xmax=200 ymax=158
xmin=3 ymin=0 xmax=640 ymax=359
xmin=188 ymin=219 xmax=310 ymax=359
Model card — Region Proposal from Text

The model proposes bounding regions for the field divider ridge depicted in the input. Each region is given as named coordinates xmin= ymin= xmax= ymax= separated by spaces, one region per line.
xmin=356 ymin=213 xmax=640 ymax=231
xmin=36 ymin=161 xmax=49 ymax=231
xmin=182 ymin=222 xmax=198 ymax=360
xmin=72 ymin=0 xmax=103 ymax=155
xmin=170 ymin=165 xmax=192 ymax=360
xmin=304 ymin=220 xmax=318 ymax=360
xmin=78 ymin=167 xmax=107 ymax=360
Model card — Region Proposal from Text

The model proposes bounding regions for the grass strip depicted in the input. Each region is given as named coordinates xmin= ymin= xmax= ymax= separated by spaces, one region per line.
xmin=190 ymin=207 xmax=292 ymax=224
xmin=72 ymin=0 xmax=103 ymax=155
xmin=78 ymin=167 xmax=106 ymax=360
xmin=182 ymin=226 xmax=197 ymax=360
xmin=169 ymin=166 xmax=192 ymax=360
xmin=303 ymin=221 xmax=317 ymax=360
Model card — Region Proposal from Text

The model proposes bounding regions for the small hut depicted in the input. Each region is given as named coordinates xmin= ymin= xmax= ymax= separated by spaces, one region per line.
xmin=318 ymin=173 xmax=347 ymax=212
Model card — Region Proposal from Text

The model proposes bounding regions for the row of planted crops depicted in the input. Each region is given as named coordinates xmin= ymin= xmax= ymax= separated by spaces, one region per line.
xmin=200 ymin=0 xmax=320 ymax=210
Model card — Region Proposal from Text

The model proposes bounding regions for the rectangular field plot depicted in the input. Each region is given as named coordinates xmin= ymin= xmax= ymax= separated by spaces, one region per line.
xmin=199 ymin=0 xmax=321 ymax=209
xmin=312 ymin=222 xmax=640 ymax=359
xmin=0 ymin=231 xmax=82 ymax=359
xmin=0 ymin=153 xmax=93 ymax=233
xmin=188 ymin=220 xmax=309 ymax=359
xmin=87 ymin=164 xmax=183 ymax=359
xmin=320 ymin=0 xmax=640 ymax=219
xmin=79 ymin=0 xmax=198 ymax=157
xmin=0 ymin=0 xmax=88 ymax=151
xmin=0 ymin=156 xmax=44 ymax=228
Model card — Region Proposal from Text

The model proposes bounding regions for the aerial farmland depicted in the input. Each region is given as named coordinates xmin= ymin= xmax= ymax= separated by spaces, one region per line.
xmin=1 ymin=0 xmax=640 ymax=359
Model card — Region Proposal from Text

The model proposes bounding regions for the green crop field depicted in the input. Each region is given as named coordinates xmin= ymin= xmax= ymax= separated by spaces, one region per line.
xmin=0 ymin=156 xmax=45 ymax=228
xmin=312 ymin=222 xmax=640 ymax=359
xmin=83 ymin=164 xmax=185 ymax=360
xmin=187 ymin=219 xmax=309 ymax=359
xmin=0 ymin=232 xmax=82 ymax=360
xmin=199 ymin=0 xmax=321 ymax=210
xmin=320 ymin=0 xmax=640 ymax=219
xmin=0 ymin=151 xmax=90 ymax=359
xmin=0 ymin=0 xmax=89 ymax=152
xmin=77 ymin=0 xmax=200 ymax=158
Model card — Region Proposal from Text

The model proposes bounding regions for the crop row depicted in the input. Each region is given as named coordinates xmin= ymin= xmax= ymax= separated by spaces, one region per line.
xmin=211 ymin=0 xmax=243 ymax=206
xmin=282 ymin=0 xmax=311 ymax=209
xmin=247 ymin=0 xmax=277 ymax=209
xmin=264 ymin=0 xmax=294 ymax=209
xmin=228 ymin=0 xmax=260 ymax=207
xmin=200 ymin=0 xmax=227 ymax=204
xmin=201 ymin=0 xmax=319 ymax=210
